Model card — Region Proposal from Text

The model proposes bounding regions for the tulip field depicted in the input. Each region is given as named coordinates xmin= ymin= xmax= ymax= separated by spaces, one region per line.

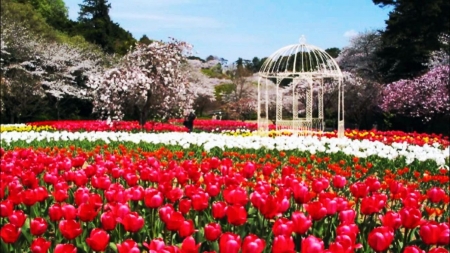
xmin=0 ymin=120 xmax=449 ymax=253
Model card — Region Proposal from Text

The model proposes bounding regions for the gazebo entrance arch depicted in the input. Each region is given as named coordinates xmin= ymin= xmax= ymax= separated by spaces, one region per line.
xmin=257 ymin=36 xmax=345 ymax=137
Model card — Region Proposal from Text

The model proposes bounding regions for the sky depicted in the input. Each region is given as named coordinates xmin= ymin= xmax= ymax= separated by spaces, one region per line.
xmin=64 ymin=0 xmax=392 ymax=63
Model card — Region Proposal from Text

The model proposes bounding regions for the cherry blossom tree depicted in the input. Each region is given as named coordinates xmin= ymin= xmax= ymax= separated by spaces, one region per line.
xmin=333 ymin=31 xmax=385 ymax=129
xmin=1 ymin=13 xmax=108 ymax=122
xmin=380 ymin=65 xmax=450 ymax=122
xmin=87 ymin=38 xmax=193 ymax=125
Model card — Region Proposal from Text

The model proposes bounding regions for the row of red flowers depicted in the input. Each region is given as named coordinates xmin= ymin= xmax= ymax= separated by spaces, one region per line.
xmin=23 ymin=120 xmax=450 ymax=148
xmin=0 ymin=145 xmax=449 ymax=252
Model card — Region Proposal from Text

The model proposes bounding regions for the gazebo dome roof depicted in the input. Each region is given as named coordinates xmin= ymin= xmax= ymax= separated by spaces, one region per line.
xmin=259 ymin=36 xmax=343 ymax=79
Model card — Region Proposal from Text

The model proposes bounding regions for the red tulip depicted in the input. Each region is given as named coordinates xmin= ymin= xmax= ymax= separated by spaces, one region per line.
xmin=321 ymin=197 xmax=338 ymax=215
xmin=48 ymin=203 xmax=64 ymax=222
xmin=206 ymin=182 xmax=221 ymax=197
xmin=205 ymin=222 xmax=222 ymax=241
xmin=242 ymin=162 xmax=256 ymax=179
xmin=74 ymin=187 xmax=90 ymax=206
xmin=368 ymin=226 xmax=394 ymax=252
xmin=163 ymin=210 xmax=184 ymax=232
xmin=121 ymin=212 xmax=144 ymax=233
xmin=429 ymin=248 xmax=449 ymax=253
xmin=292 ymin=182 xmax=311 ymax=204
xmin=78 ymin=202 xmax=98 ymax=222
xmin=336 ymin=197 xmax=350 ymax=212
xmin=332 ymin=175 xmax=347 ymax=189
xmin=227 ymin=205 xmax=247 ymax=226
xmin=0 ymin=200 xmax=13 ymax=217
xmin=438 ymin=222 xmax=450 ymax=245
xmin=191 ymin=191 xmax=210 ymax=211
xmin=242 ymin=234 xmax=265 ymax=253
xmin=336 ymin=224 xmax=359 ymax=244
xmin=403 ymin=245 xmax=425 ymax=253
xmin=178 ymin=198 xmax=191 ymax=214
xmin=427 ymin=187 xmax=445 ymax=203
xmin=272 ymin=235 xmax=295 ymax=253
xmin=181 ymin=236 xmax=200 ymax=253
xmin=8 ymin=210 xmax=27 ymax=228
xmin=400 ymin=207 xmax=423 ymax=229
xmin=30 ymin=217 xmax=48 ymax=236
xmin=262 ymin=163 xmax=275 ymax=176
xmin=291 ymin=211 xmax=312 ymax=234
xmin=59 ymin=220 xmax=82 ymax=240
xmin=159 ymin=204 xmax=175 ymax=223
xmin=312 ymin=177 xmax=329 ymax=193
xmin=0 ymin=223 xmax=21 ymax=244
xmin=117 ymin=239 xmax=140 ymax=253
xmin=380 ymin=211 xmax=402 ymax=230
xmin=31 ymin=238 xmax=51 ymax=253
xmin=360 ymin=194 xmax=387 ymax=215
xmin=22 ymin=189 xmax=38 ymax=206
xmin=272 ymin=218 xmax=293 ymax=236
xmin=306 ymin=201 xmax=327 ymax=221
xmin=86 ymin=228 xmax=110 ymax=252
xmin=365 ymin=176 xmax=381 ymax=192
xmin=143 ymin=238 xmax=165 ymax=251
xmin=53 ymin=188 xmax=69 ymax=202
xmin=301 ymin=235 xmax=324 ymax=253
xmin=350 ymin=182 xmax=369 ymax=199
xmin=179 ymin=219 xmax=195 ymax=238
xmin=101 ymin=210 xmax=117 ymax=231
xmin=127 ymin=185 xmax=144 ymax=201
xmin=144 ymin=188 xmax=164 ymax=208
xmin=223 ymin=186 xmax=248 ymax=206
xmin=329 ymin=234 xmax=362 ymax=253
xmin=219 ymin=232 xmax=241 ymax=253
xmin=257 ymin=194 xmax=279 ymax=219
xmin=419 ymin=221 xmax=441 ymax=245
xmin=389 ymin=180 xmax=403 ymax=194
xmin=61 ymin=204 xmax=77 ymax=220
xmin=54 ymin=244 xmax=77 ymax=253
xmin=338 ymin=209 xmax=356 ymax=224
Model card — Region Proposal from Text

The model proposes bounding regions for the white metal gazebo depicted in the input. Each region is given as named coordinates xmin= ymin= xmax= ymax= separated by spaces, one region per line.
xmin=257 ymin=36 xmax=345 ymax=137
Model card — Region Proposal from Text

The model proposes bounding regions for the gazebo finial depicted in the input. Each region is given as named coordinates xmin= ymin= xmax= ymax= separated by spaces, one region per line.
xmin=299 ymin=35 xmax=307 ymax=44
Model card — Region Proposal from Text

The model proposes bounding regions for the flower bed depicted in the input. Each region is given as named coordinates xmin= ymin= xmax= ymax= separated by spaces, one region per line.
xmin=0 ymin=124 xmax=449 ymax=252
xmin=2 ymin=120 xmax=449 ymax=147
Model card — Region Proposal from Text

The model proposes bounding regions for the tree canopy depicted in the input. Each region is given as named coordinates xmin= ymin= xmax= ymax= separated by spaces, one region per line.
xmin=373 ymin=0 xmax=450 ymax=82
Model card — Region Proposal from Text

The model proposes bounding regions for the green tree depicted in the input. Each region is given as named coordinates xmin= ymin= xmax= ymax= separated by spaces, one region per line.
xmin=325 ymin=47 xmax=341 ymax=58
xmin=77 ymin=0 xmax=135 ymax=55
xmin=373 ymin=0 xmax=450 ymax=82
xmin=14 ymin=0 xmax=71 ymax=31
xmin=138 ymin=34 xmax=153 ymax=45
xmin=77 ymin=0 xmax=114 ymax=52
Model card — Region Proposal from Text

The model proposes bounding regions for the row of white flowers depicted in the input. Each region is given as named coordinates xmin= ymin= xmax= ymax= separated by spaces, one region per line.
xmin=1 ymin=131 xmax=448 ymax=167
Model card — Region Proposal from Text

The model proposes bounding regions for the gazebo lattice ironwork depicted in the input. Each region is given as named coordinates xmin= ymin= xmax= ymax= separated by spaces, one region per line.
xmin=257 ymin=36 xmax=345 ymax=137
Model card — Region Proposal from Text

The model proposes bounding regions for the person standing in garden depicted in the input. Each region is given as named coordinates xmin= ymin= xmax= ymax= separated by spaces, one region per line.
xmin=183 ymin=110 xmax=196 ymax=133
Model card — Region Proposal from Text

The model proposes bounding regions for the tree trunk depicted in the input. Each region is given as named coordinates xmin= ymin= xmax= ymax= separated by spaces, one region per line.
xmin=138 ymin=89 xmax=153 ymax=126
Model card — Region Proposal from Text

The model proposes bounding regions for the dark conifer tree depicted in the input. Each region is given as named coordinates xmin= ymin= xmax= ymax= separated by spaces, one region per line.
xmin=77 ymin=0 xmax=114 ymax=53
xmin=373 ymin=0 xmax=450 ymax=82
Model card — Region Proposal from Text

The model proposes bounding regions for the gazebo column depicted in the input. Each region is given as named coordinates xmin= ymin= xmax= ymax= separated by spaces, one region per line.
xmin=318 ymin=80 xmax=324 ymax=131
xmin=337 ymin=80 xmax=345 ymax=137
xmin=292 ymin=92 xmax=298 ymax=130
xmin=305 ymin=78 xmax=313 ymax=132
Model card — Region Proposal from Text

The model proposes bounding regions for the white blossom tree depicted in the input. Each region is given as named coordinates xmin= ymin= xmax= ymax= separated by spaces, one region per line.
xmin=337 ymin=30 xmax=383 ymax=82
xmin=1 ymin=13 xmax=108 ymax=122
xmin=332 ymin=31 xmax=384 ymax=129
xmin=87 ymin=38 xmax=193 ymax=125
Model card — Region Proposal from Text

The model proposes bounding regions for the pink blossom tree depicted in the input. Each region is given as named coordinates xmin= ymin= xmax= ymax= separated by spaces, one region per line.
xmin=87 ymin=38 xmax=193 ymax=125
xmin=380 ymin=65 xmax=450 ymax=122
